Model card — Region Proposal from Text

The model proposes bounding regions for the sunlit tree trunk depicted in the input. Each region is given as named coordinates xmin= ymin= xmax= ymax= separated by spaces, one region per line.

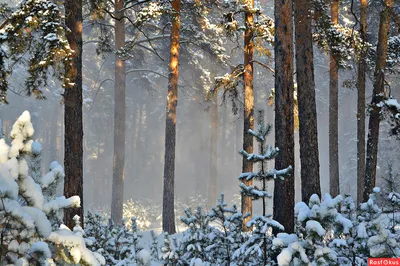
xmin=273 ymin=0 xmax=295 ymax=233
xmin=242 ymin=0 xmax=255 ymax=228
xmin=329 ymin=0 xmax=340 ymax=197
xmin=294 ymin=0 xmax=321 ymax=202
xmin=208 ymin=93 xmax=218 ymax=206
xmin=357 ymin=0 xmax=367 ymax=205
xmin=111 ymin=0 xmax=126 ymax=224
xmin=163 ymin=0 xmax=180 ymax=234
xmin=64 ymin=0 xmax=83 ymax=229
xmin=364 ymin=0 xmax=392 ymax=202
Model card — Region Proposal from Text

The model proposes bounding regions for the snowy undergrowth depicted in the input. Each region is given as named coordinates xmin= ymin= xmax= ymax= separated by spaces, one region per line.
xmin=90 ymin=194 xmax=208 ymax=232
xmin=85 ymin=188 xmax=399 ymax=266
xmin=83 ymin=116 xmax=399 ymax=265
xmin=0 ymin=111 xmax=104 ymax=265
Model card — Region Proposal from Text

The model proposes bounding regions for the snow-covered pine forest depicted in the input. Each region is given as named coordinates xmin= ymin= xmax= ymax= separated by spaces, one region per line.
xmin=0 ymin=0 xmax=399 ymax=265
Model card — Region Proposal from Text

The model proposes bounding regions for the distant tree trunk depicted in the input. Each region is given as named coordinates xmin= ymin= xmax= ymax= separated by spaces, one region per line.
xmin=163 ymin=0 xmax=180 ymax=234
xmin=364 ymin=0 xmax=392 ymax=201
xmin=208 ymin=93 xmax=218 ymax=206
xmin=242 ymin=0 xmax=255 ymax=228
xmin=49 ymin=104 xmax=59 ymax=162
xmin=273 ymin=0 xmax=295 ymax=233
xmin=132 ymin=103 xmax=143 ymax=180
xmin=111 ymin=0 xmax=126 ymax=224
xmin=294 ymin=0 xmax=321 ymax=202
xmin=64 ymin=0 xmax=83 ymax=229
xmin=329 ymin=0 xmax=340 ymax=197
xmin=357 ymin=0 xmax=368 ymax=204
xmin=43 ymin=121 xmax=51 ymax=170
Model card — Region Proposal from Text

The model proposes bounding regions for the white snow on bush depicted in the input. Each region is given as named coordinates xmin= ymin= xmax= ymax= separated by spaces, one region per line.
xmin=0 ymin=111 xmax=104 ymax=265
xmin=306 ymin=220 xmax=326 ymax=236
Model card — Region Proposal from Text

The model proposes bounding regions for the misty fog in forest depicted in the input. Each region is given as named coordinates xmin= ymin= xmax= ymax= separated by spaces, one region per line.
xmin=0 ymin=0 xmax=399 ymax=229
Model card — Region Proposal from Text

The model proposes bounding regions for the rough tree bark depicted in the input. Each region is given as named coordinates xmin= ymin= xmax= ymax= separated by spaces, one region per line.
xmin=208 ymin=93 xmax=218 ymax=206
xmin=294 ymin=0 xmax=321 ymax=202
xmin=162 ymin=0 xmax=180 ymax=234
xmin=242 ymin=0 xmax=255 ymax=228
xmin=364 ymin=0 xmax=392 ymax=202
xmin=64 ymin=0 xmax=83 ymax=229
xmin=357 ymin=0 xmax=367 ymax=204
xmin=111 ymin=0 xmax=126 ymax=224
xmin=329 ymin=0 xmax=340 ymax=197
xmin=273 ymin=0 xmax=295 ymax=233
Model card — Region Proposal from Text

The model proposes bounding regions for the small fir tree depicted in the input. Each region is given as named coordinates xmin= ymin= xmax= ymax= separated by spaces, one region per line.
xmin=0 ymin=111 xmax=103 ymax=265
xmin=236 ymin=111 xmax=291 ymax=265
xmin=207 ymin=193 xmax=247 ymax=265
xmin=177 ymin=207 xmax=213 ymax=264
xmin=161 ymin=232 xmax=179 ymax=265
xmin=274 ymin=194 xmax=353 ymax=265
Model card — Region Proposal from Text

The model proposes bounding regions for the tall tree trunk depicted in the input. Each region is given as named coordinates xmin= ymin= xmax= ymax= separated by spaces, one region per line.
xmin=242 ymin=0 xmax=255 ymax=228
xmin=294 ymin=0 xmax=321 ymax=202
xmin=364 ymin=0 xmax=392 ymax=202
xmin=208 ymin=93 xmax=218 ymax=206
xmin=329 ymin=0 xmax=340 ymax=197
xmin=111 ymin=0 xmax=126 ymax=224
xmin=163 ymin=0 xmax=180 ymax=234
xmin=357 ymin=0 xmax=368 ymax=205
xmin=64 ymin=0 xmax=83 ymax=229
xmin=273 ymin=0 xmax=295 ymax=233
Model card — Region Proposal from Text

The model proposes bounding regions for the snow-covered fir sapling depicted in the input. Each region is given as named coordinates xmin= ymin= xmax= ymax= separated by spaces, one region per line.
xmin=150 ymin=230 xmax=159 ymax=261
xmin=161 ymin=232 xmax=179 ymax=265
xmin=206 ymin=193 xmax=247 ymax=265
xmin=176 ymin=206 xmax=213 ymax=264
xmin=0 ymin=111 xmax=103 ymax=265
xmin=28 ymin=140 xmax=66 ymax=228
xmin=239 ymin=111 xmax=292 ymax=216
xmin=382 ymin=165 xmax=400 ymax=232
xmin=274 ymin=194 xmax=353 ymax=266
xmin=358 ymin=188 xmax=400 ymax=258
xmin=236 ymin=110 xmax=291 ymax=265
xmin=85 ymin=213 xmax=144 ymax=265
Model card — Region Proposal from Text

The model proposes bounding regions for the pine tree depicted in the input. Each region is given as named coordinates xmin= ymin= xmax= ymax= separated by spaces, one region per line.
xmin=0 ymin=0 xmax=73 ymax=103
xmin=111 ymin=0 xmax=127 ymax=224
xmin=275 ymin=194 xmax=353 ymax=265
xmin=84 ymin=213 xmax=145 ymax=264
xmin=63 ymin=0 xmax=84 ymax=229
xmin=364 ymin=0 xmax=393 ymax=201
xmin=329 ymin=0 xmax=340 ymax=197
xmin=161 ymin=232 xmax=179 ymax=265
xmin=236 ymin=111 xmax=291 ymax=265
xmin=177 ymin=207 xmax=212 ymax=264
xmin=241 ymin=0 xmax=255 ymax=229
xmin=149 ymin=230 xmax=159 ymax=261
xmin=294 ymin=0 xmax=321 ymax=202
xmin=207 ymin=193 xmax=246 ymax=265
xmin=357 ymin=0 xmax=368 ymax=205
xmin=163 ymin=0 xmax=181 ymax=234
xmin=273 ymin=0 xmax=295 ymax=234
xmin=0 ymin=111 xmax=103 ymax=265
